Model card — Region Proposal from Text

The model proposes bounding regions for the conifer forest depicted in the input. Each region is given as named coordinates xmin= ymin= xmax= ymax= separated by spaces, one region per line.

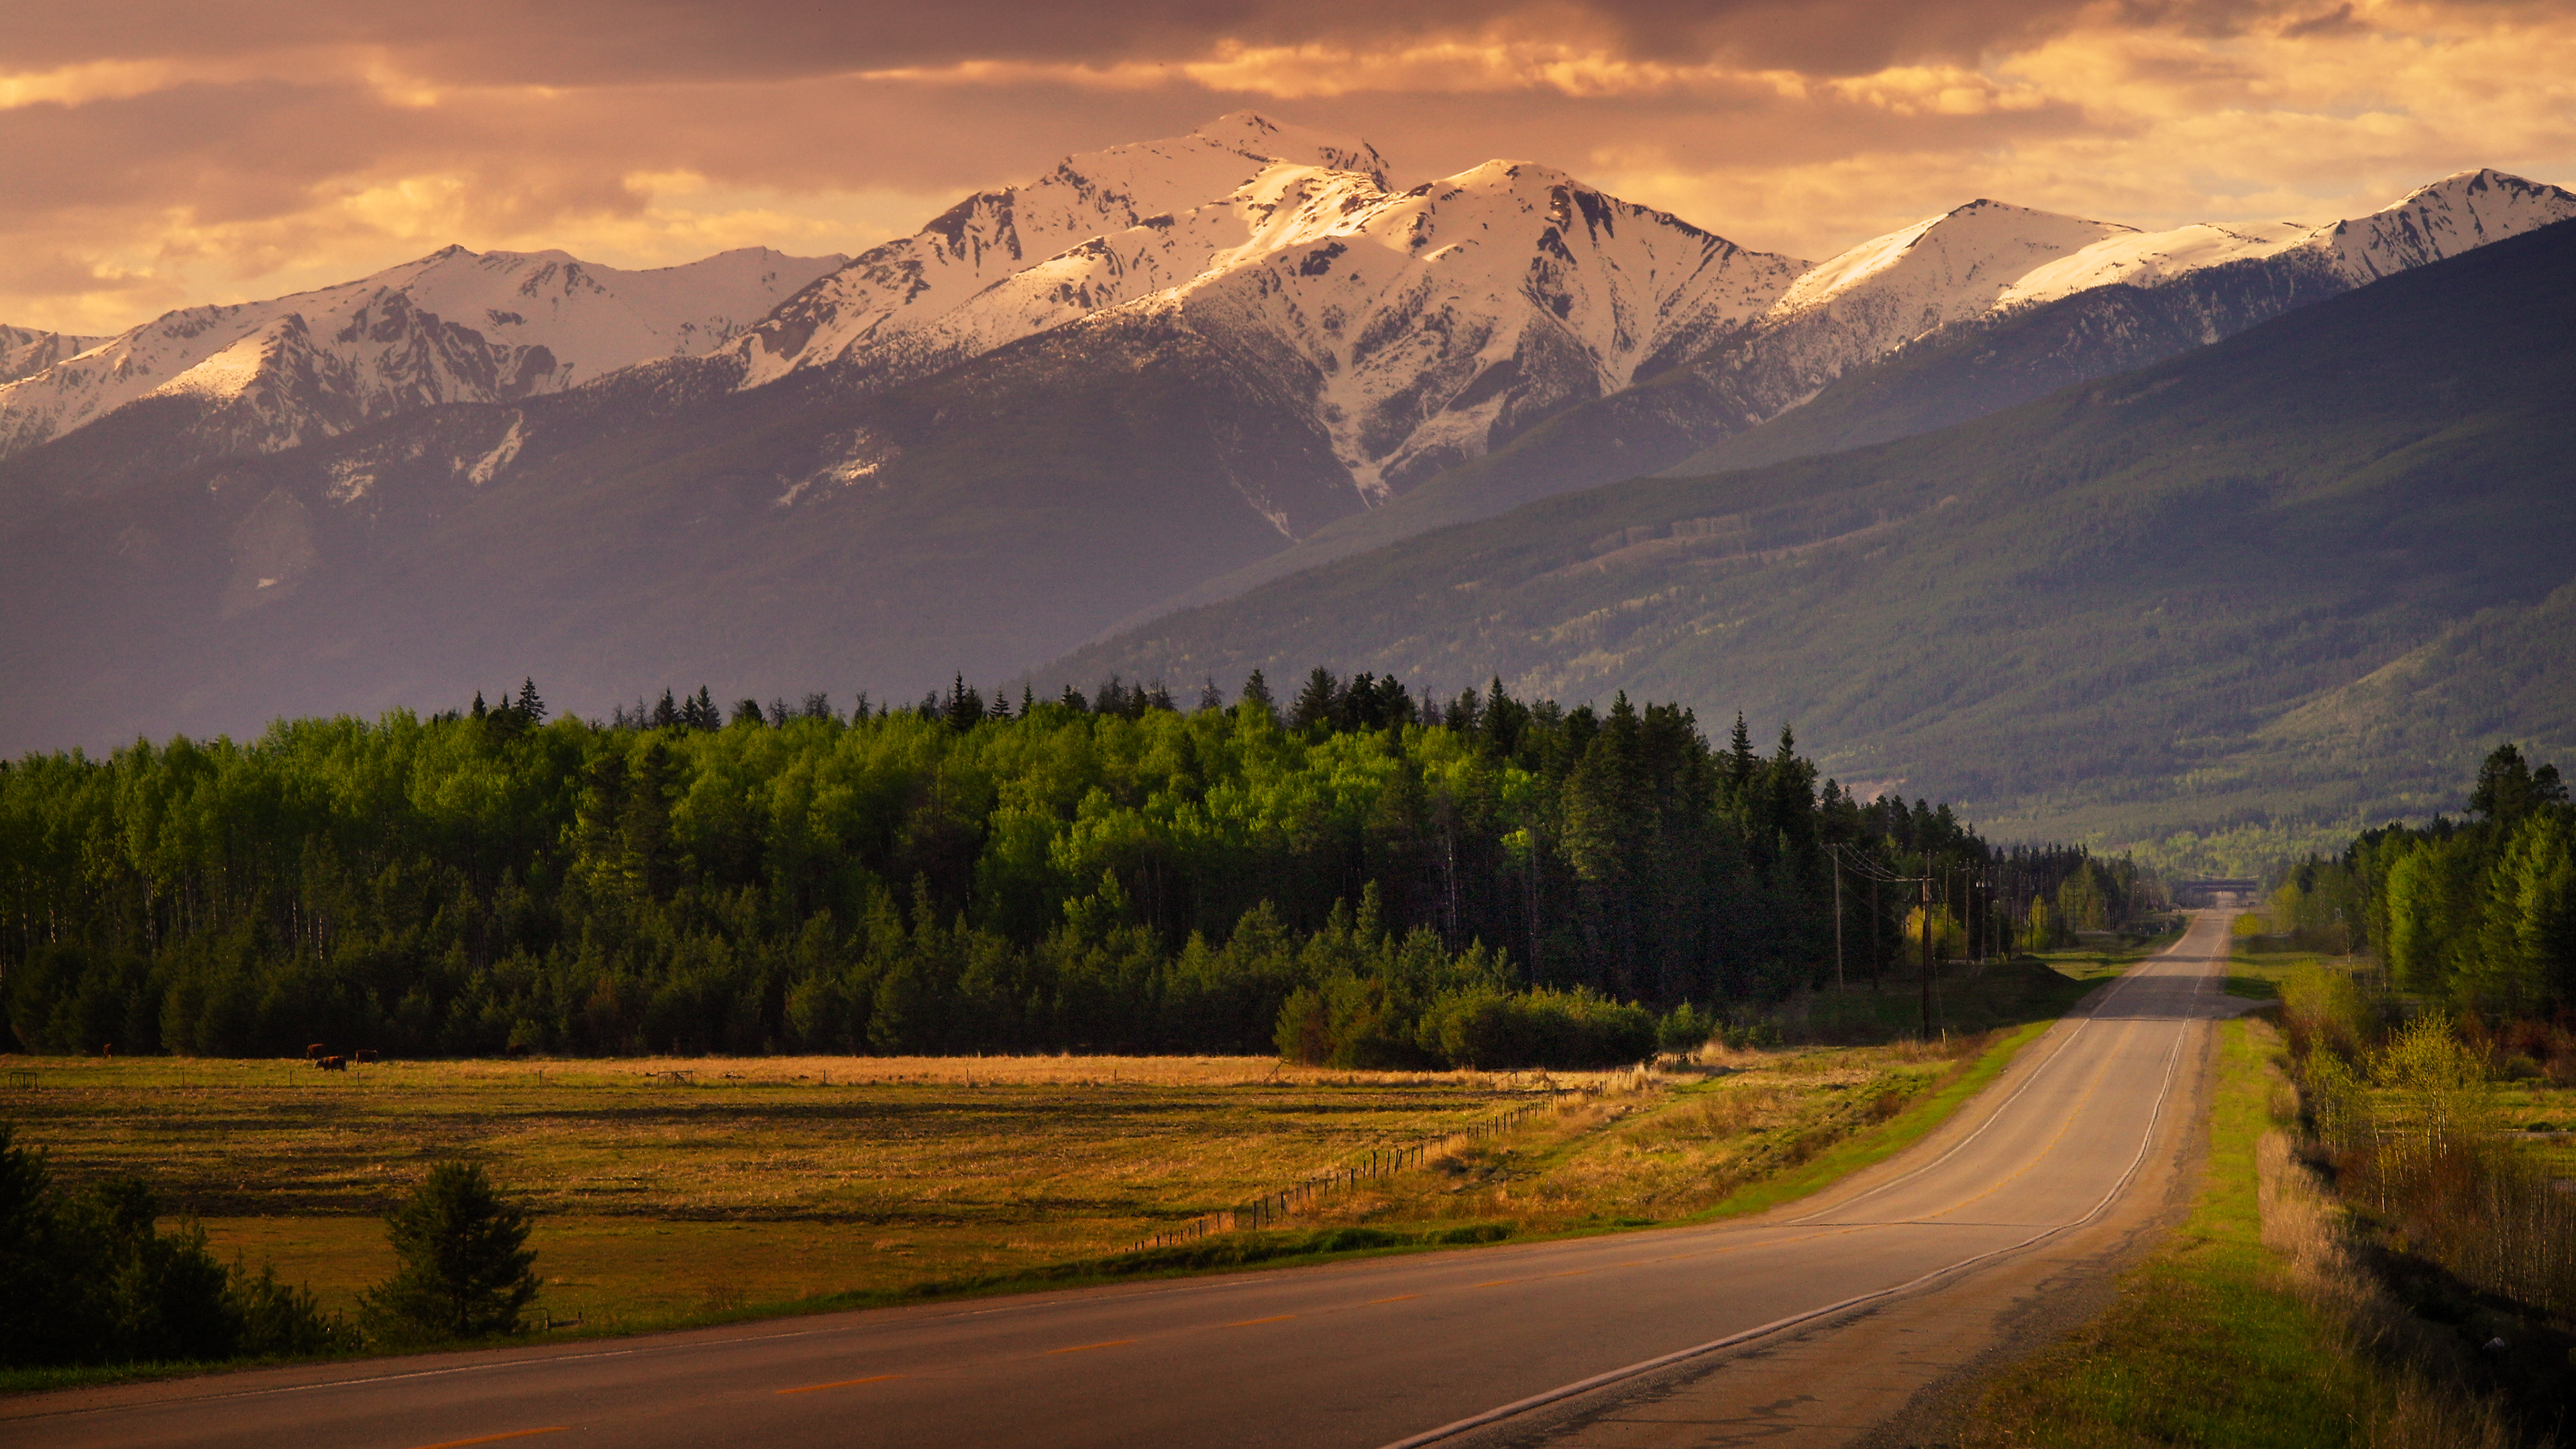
xmin=0 ymin=672 xmax=2139 ymax=1068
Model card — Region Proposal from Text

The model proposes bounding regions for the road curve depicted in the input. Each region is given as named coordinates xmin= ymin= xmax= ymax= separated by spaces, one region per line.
xmin=6 ymin=915 xmax=2240 ymax=1449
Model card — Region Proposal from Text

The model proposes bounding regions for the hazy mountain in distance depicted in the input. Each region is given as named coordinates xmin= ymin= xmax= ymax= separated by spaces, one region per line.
xmin=0 ymin=246 xmax=848 ymax=512
xmin=1042 ymin=216 xmax=2576 ymax=845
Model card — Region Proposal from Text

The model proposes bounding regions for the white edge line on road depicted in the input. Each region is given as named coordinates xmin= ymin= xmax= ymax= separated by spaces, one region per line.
xmin=1381 ymin=938 xmax=2204 ymax=1449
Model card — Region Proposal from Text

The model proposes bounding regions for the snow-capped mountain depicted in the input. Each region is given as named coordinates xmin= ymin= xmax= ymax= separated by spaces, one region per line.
xmin=758 ymin=132 xmax=1808 ymax=516
xmin=0 ymin=324 xmax=107 ymax=387
xmin=728 ymin=112 xmax=1393 ymax=392
xmin=0 ymin=246 xmax=847 ymax=461
xmin=1146 ymin=166 xmax=2576 ymax=613
xmin=3 ymin=107 xmax=2572 ymax=759
xmin=1175 ymin=161 xmax=1808 ymax=497
xmin=1999 ymin=168 xmax=2575 ymax=307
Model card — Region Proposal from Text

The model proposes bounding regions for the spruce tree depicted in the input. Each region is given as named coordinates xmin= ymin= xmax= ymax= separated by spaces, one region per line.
xmin=363 ymin=1163 xmax=538 ymax=1342
xmin=515 ymin=678 xmax=545 ymax=724
xmin=1292 ymin=667 xmax=1340 ymax=733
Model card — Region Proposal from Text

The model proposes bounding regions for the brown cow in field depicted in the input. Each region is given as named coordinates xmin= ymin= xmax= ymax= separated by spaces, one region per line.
xmin=354 ymin=1049 xmax=379 ymax=1064
xmin=305 ymin=1043 xmax=328 ymax=1061
xmin=316 ymin=1055 xmax=346 ymax=1071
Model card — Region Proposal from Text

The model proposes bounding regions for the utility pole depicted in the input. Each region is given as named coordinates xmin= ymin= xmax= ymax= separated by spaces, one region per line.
xmin=1870 ymin=875 xmax=1881 ymax=993
xmin=1831 ymin=847 xmax=1845 ymax=991
xmin=1919 ymin=873 xmax=1935 ymax=1040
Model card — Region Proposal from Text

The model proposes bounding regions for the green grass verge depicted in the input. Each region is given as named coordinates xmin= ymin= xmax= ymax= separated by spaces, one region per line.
xmin=1698 ymin=1017 xmax=2059 ymax=1222
xmin=1964 ymin=1018 xmax=2369 ymax=1446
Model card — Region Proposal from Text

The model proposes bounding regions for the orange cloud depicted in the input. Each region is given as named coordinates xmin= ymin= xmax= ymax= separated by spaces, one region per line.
xmin=1 ymin=0 xmax=2568 ymax=333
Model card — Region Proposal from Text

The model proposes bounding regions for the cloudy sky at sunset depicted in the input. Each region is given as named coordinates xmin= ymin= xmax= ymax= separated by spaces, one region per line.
xmin=7 ymin=0 xmax=2573 ymax=335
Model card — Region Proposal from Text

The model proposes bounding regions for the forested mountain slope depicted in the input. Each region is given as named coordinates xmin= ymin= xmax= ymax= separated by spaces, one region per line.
xmin=1047 ymin=217 xmax=2576 ymax=845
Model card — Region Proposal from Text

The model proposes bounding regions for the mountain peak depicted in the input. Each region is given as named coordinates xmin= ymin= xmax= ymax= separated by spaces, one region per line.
xmin=1191 ymin=111 xmax=1391 ymax=186
xmin=1771 ymin=199 xmax=2129 ymax=322
xmin=2322 ymin=166 xmax=2576 ymax=282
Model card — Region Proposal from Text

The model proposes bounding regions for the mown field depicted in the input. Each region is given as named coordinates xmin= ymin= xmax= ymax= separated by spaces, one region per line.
xmin=0 ymin=953 xmax=2149 ymax=1346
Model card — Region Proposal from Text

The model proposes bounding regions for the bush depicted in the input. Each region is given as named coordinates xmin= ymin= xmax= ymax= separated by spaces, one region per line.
xmin=0 ymin=1123 xmax=347 ymax=1368
xmin=364 ymin=1162 xmax=539 ymax=1343
xmin=1656 ymin=1001 xmax=1715 ymax=1053
xmin=1415 ymin=985 xmax=1656 ymax=1069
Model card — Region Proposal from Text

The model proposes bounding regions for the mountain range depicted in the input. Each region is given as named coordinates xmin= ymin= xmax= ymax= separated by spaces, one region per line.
xmin=1053 ymin=214 xmax=2576 ymax=844
xmin=1 ymin=112 xmax=2570 ymax=847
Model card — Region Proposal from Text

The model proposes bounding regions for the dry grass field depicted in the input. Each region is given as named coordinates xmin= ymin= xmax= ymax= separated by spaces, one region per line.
xmin=0 ymin=955 xmax=2142 ymax=1342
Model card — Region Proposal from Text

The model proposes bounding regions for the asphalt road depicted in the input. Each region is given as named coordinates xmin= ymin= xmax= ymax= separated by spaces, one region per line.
xmin=6 ymin=914 xmax=2238 ymax=1449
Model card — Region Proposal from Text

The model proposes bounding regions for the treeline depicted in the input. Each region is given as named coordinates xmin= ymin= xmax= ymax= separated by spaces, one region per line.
xmin=2262 ymin=744 xmax=2575 ymax=1014
xmin=2 ymin=670 xmax=2123 ymax=1067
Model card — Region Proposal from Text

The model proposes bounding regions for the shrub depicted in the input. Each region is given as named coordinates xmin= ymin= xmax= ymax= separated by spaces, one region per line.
xmin=364 ymin=1162 xmax=540 ymax=1343
xmin=0 ymin=1123 xmax=346 ymax=1367
xmin=1656 ymin=1001 xmax=1715 ymax=1053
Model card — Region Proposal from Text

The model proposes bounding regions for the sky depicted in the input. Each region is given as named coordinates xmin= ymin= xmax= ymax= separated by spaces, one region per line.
xmin=5 ymin=0 xmax=2573 ymax=336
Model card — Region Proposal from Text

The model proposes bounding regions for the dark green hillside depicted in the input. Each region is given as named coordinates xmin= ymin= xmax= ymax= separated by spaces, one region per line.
xmin=1049 ymin=219 xmax=2576 ymax=843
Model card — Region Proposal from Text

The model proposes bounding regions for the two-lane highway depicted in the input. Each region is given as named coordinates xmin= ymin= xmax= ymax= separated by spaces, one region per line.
xmin=5 ymin=914 xmax=2241 ymax=1449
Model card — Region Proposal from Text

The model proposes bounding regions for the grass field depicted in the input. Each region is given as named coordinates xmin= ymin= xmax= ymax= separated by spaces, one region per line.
xmin=0 ymin=951 xmax=2135 ymax=1363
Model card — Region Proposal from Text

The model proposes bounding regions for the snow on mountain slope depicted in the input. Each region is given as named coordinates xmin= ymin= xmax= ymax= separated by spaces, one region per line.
xmin=1179 ymin=161 xmax=1809 ymax=497
xmin=1 ymin=325 xmax=109 ymax=387
xmin=1748 ymin=201 xmax=2135 ymax=388
xmin=2316 ymin=168 xmax=2576 ymax=281
xmin=826 ymin=161 xmax=1397 ymax=392
xmin=1994 ymin=221 xmax=2318 ymax=308
xmin=0 ymin=246 xmax=847 ymax=459
xmin=731 ymin=111 xmax=1393 ymax=389
xmin=1996 ymin=169 xmax=2576 ymax=311
xmin=1662 ymin=170 xmax=2576 ymax=453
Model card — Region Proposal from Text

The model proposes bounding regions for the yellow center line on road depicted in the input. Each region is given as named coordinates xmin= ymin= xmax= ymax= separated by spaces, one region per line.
xmin=1472 ymin=1279 xmax=1516 ymax=1287
xmin=409 ymin=1430 xmax=569 ymax=1449
xmin=776 ymin=1374 xmax=902 ymax=1395
xmin=1047 ymin=1339 xmax=1136 ymax=1354
xmin=1225 ymin=1315 xmax=1297 ymax=1326
xmin=1550 ymin=1269 xmax=1591 ymax=1278
xmin=1368 ymin=1294 xmax=1420 ymax=1304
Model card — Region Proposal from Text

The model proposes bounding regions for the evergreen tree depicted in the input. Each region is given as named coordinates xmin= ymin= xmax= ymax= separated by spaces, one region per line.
xmin=2471 ymin=742 xmax=2568 ymax=826
xmin=650 ymin=690 xmax=680 ymax=731
xmin=470 ymin=692 xmax=488 ymax=721
xmin=1240 ymin=669 xmax=1275 ymax=718
xmin=1197 ymin=677 xmax=1224 ymax=712
xmin=1292 ymin=667 xmax=1340 ymax=733
xmin=514 ymin=679 xmax=545 ymax=724
xmin=362 ymin=1163 xmax=538 ymax=1342
xmin=694 ymin=687 xmax=717 ymax=730
xmin=943 ymin=676 xmax=983 ymax=731
xmin=729 ymin=698 xmax=763 ymax=727
xmin=1726 ymin=713 xmax=1757 ymax=795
